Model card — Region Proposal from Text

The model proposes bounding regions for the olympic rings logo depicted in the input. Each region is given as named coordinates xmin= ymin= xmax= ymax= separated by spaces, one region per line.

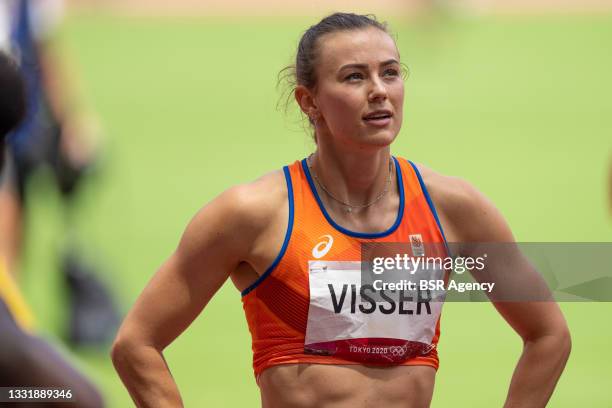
xmin=389 ymin=345 xmax=408 ymax=357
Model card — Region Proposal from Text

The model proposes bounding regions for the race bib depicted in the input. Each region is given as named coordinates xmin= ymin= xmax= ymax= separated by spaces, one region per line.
xmin=304 ymin=260 xmax=444 ymax=364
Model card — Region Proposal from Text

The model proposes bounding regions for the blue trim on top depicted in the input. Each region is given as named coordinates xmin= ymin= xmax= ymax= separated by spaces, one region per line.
xmin=301 ymin=157 xmax=405 ymax=239
xmin=407 ymin=160 xmax=451 ymax=256
xmin=241 ymin=166 xmax=294 ymax=297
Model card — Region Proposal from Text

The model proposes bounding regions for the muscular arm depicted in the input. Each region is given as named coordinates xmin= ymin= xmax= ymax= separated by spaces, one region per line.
xmin=422 ymin=166 xmax=571 ymax=408
xmin=111 ymin=177 xmax=283 ymax=407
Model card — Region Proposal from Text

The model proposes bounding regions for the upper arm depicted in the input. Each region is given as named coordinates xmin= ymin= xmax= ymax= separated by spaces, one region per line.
xmin=422 ymin=166 xmax=569 ymax=342
xmin=116 ymin=183 xmax=272 ymax=350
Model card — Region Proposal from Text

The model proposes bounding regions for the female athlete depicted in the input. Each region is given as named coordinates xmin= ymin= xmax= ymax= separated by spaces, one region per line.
xmin=111 ymin=13 xmax=571 ymax=408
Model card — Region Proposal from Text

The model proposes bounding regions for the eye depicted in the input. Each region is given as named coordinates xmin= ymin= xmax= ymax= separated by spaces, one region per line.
xmin=345 ymin=72 xmax=365 ymax=81
xmin=383 ymin=68 xmax=400 ymax=78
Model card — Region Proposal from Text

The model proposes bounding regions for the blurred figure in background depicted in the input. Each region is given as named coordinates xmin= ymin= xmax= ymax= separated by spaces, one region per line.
xmin=0 ymin=0 xmax=118 ymax=346
xmin=0 ymin=49 xmax=104 ymax=408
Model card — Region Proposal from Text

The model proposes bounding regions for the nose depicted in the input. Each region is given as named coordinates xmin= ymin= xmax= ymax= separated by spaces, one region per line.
xmin=368 ymin=76 xmax=388 ymax=103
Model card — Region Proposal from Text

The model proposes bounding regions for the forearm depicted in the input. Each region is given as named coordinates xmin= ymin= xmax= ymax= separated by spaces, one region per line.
xmin=111 ymin=341 xmax=183 ymax=408
xmin=503 ymin=332 xmax=571 ymax=408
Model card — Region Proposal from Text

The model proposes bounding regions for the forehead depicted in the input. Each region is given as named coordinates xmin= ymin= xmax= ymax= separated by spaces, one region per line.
xmin=316 ymin=27 xmax=399 ymax=72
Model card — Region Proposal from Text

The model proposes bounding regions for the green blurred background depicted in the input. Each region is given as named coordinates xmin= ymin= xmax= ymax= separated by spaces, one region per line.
xmin=18 ymin=10 xmax=612 ymax=407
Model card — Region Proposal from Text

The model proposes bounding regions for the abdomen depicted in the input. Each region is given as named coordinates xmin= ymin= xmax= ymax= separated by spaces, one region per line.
xmin=259 ymin=363 xmax=436 ymax=408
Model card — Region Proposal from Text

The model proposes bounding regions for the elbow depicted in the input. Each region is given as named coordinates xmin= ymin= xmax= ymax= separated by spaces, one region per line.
xmin=557 ymin=325 xmax=572 ymax=361
xmin=111 ymin=328 xmax=160 ymax=375
xmin=110 ymin=330 xmax=137 ymax=373
xmin=110 ymin=337 xmax=125 ymax=371
xmin=550 ymin=318 xmax=572 ymax=360
xmin=550 ymin=325 xmax=572 ymax=373
xmin=525 ymin=323 xmax=572 ymax=362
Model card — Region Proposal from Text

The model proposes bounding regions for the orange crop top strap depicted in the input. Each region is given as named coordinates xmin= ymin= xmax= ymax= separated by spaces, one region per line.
xmin=404 ymin=159 xmax=450 ymax=252
xmin=240 ymin=165 xmax=295 ymax=297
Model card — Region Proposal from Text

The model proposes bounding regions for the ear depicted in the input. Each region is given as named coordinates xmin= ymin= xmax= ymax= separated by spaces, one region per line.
xmin=295 ymin=85 xmax=319 ymax=121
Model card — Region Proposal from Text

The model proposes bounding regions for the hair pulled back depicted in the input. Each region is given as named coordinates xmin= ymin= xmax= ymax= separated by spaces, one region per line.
xmin=295 ymin=13 xmax=388 ymax=89
xmin=278 ymin=13 xmax=391 ymax=118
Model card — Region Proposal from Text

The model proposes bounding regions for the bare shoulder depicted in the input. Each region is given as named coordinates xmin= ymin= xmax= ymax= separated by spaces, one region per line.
xmin=411 ymin=162 xmax=514 ymax=243
xmin=411 ymin=163 xmax=475 ymax=210
xmin=223 ymin=169 xmax=287 ymax=226
xmin=178 ymin=169 xmax=288 ymax=258
xmin=200 ymin=169 xmax=287 ymax=231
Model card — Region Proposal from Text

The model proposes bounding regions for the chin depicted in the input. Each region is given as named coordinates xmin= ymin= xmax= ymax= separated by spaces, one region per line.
xmin=330 ymin=125 xmax=399 ymax=150
xmin=359 ymin=129 xmax=398 ymax=148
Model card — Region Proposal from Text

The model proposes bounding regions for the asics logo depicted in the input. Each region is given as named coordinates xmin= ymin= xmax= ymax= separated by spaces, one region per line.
xmin=312 ymin=235 xmax=334 ymax=259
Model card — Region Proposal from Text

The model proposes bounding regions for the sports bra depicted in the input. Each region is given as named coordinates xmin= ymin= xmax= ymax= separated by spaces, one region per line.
xmin=241 ymin=157 xmax=449 ymax=378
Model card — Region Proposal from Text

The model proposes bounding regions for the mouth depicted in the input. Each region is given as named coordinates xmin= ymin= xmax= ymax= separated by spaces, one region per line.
xmin=363 ymin=110 xmax=393 ymax=127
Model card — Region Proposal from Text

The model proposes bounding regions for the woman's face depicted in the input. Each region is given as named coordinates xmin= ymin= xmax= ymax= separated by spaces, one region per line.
xmin=310 ymin=27 xmax=404 ymax=149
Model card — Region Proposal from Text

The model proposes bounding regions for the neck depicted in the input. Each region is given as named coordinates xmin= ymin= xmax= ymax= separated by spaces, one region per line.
xmin=309 ymin=144 xmax=394 ymax=209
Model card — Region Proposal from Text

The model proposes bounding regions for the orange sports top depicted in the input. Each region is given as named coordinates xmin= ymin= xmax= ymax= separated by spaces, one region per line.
xmin=241 ymin=157 xmax=449 ymax=378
